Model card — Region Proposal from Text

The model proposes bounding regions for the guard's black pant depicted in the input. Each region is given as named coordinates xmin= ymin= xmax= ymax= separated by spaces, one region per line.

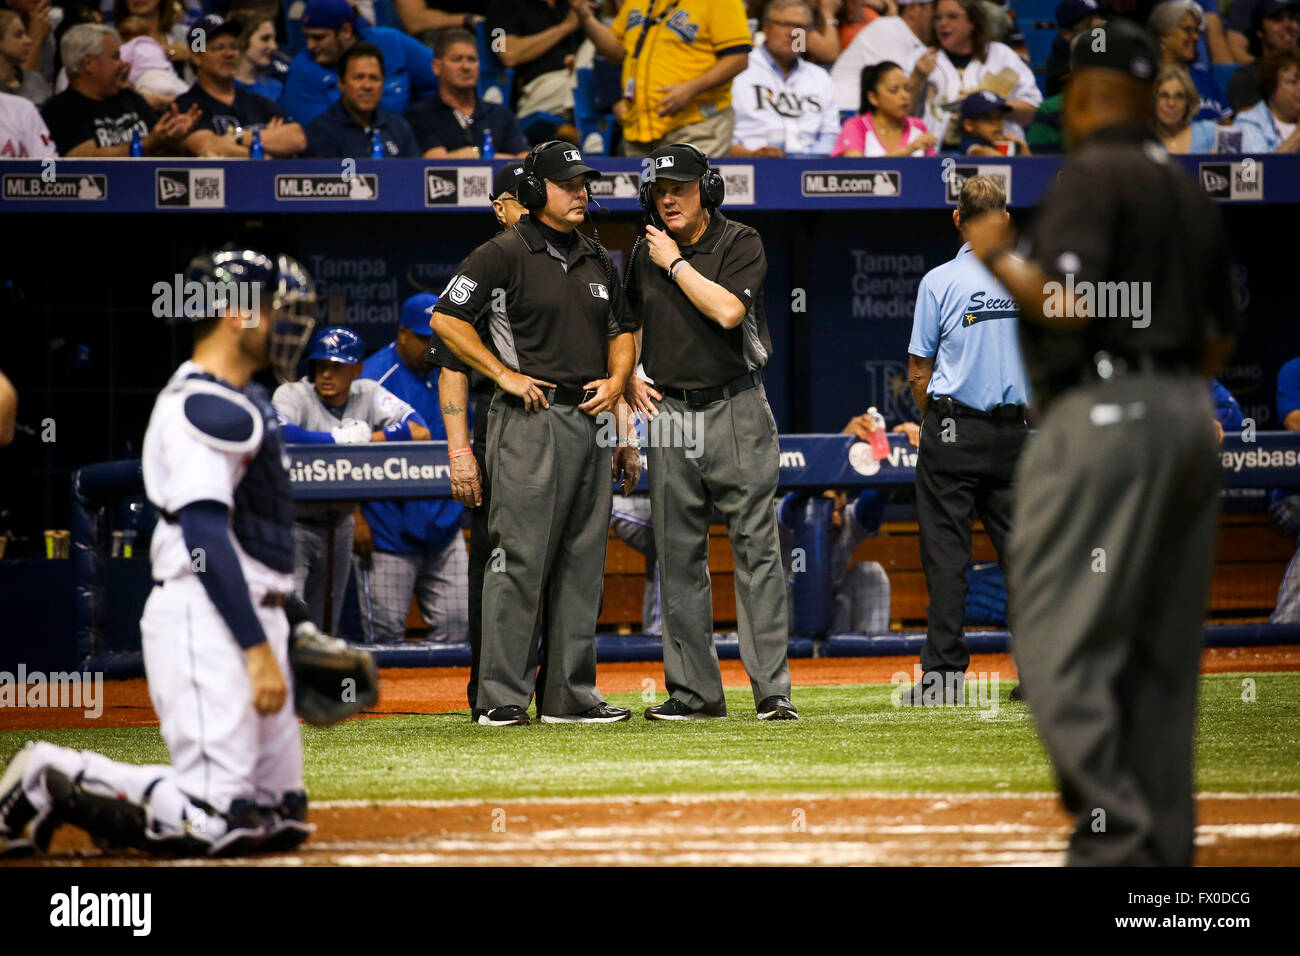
xmin=466 ymin=405 xmax=491 ymax=712
xmin=915 ymin=407 xmax=1028 ymax=674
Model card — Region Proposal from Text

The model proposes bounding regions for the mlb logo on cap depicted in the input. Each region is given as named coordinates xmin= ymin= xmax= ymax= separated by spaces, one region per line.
xmin=656 ymin=156 xmax=675 ymax=168
xmin=564 ymin=149 xmax=581 ymax=162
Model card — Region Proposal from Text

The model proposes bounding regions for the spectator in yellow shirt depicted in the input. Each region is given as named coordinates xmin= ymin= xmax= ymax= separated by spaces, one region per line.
xmin=572 ymin=0 xmax=752 ymax=156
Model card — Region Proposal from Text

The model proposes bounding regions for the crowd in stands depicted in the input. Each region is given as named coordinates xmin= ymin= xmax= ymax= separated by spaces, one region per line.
xmin=2 ymin=0 xmax=1300 ymax=158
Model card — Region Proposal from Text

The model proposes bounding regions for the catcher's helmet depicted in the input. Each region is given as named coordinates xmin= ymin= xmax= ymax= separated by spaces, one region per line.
xmin=306 ymin=326 xmax=364 ymax=365
xmin=184 ymin=248 xmax=318 ymax=384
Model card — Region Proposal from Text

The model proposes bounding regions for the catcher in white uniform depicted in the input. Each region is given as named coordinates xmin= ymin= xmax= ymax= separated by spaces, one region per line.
xmin=0 ymin=248 xmax=373 ymax=858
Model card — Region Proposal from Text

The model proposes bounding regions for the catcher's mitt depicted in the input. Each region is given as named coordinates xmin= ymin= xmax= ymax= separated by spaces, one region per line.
xmin=285 ymin=599 xmax=379 ymax=726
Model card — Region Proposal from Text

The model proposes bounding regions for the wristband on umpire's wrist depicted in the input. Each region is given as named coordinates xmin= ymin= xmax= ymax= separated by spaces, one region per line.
xmin=667 ymin=256 xmax=685 ymax=276
xmin=448 ymin=447 xmax=473 ymax=460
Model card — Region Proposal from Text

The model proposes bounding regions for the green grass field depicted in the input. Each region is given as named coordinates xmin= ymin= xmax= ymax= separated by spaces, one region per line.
xmin=3 ymin=673 xmax=1297 ymax=802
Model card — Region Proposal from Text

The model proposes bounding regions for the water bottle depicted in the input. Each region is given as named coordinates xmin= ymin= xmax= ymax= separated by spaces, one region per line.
xmin=129 ymin=128 xmax=142 ymax=157
xmin=371 ymin=129 xmax=385 ymax=159
xmin=249 ymin=127 xmax=264 ymax=159
xmin=867 ymin=406 xmax=890 ymax=460
xmin=481 ymin=128 xmax=494 ymax=158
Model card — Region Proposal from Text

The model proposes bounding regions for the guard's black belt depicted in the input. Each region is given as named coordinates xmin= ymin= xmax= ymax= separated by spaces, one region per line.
xmin=932 ymin=396 xmax=1026 ymax=421
xmin=659 ymin=371 xmax=761 ymax=407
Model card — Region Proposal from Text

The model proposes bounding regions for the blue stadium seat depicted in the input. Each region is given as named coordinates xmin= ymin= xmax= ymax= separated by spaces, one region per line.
xmin=372 ymin=0 xmax=402 ymax=31
xmin=574 ymin=66 xmax=613 ymax=154
xmin=474 ymin=19 xmax=513 ymax=105
xmin=1024 ymin=22 xmax=1058 ymax=69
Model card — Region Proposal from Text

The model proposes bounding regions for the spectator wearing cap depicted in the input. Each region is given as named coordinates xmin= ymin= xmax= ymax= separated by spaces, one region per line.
xmin=958 ymin=88 xmax=1030 ymax=153
xmin=1155 ymin=63 xmax=1219 ymax=150
xmin=729 ymin=0 xmax=839 ymax=156
xmin=304 ymin=42 xmax=420 ymax=156
xmin=1 ymin=9 xmax=51 ymax=104
xmin=830 ymin=0 xmax=934 ymax=113
xmin=1227 ymin=0 xmax=1300 ymax=109
xmin=352 ymin=294 xmax=470 ymax=645
xmin=1233 ymin=46 xmax=1300 ymax=150
xmin=1150 ymin=0 xmax=1230 ymax=119
xmin=832 ymin=58 xmax=936 ymax=154
xmin=403 ymin=26 xmax=529 ymax=158
xmin=279 ymin=0 xmax=438 ymax=126
xmin=487 ymin=0 xmax=583 ymax=132
xmin=1045 ymin=0 xmax=1106 ymax=97
xmin=573 ymin=0 xmax=753 ymax=157
xmin=175 ymin=15 xmax=305 ymax=157
xmin=274 ymin=325 xmax=433 ymax=634
xmin=229 ymin=8 xmax=288 ymax=103
xmin=903 ymin=0 xmax=1041 ymax=150
xmin=40 ymin=23 xmax=199 ymax=155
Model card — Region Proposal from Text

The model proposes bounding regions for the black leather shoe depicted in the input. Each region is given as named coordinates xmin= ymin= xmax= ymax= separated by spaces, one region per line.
xmin=644 ymin=697 xmax=724 ymax=721
xmin=757 ymin=695 xmax=798 ymax=720
xmin=896 ymin=672 xmax=966 ymax=707
xmin=477 ymin=705 xmax=531 ymax=726
xmin=540 ymin=703 xmax=631 ymax=723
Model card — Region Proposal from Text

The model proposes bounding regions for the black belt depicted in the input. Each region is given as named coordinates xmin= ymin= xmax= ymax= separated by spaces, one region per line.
xmin=932 ymin=396 xmax=1026 ymax=421
xmin=659 ymin=371 xmax=760 ymax=408
xmin=500 ymin=384 xmax=596 ymax=408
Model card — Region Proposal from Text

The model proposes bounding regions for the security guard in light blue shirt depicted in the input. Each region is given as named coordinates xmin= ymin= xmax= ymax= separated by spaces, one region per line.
xmin=353 ymin=293 xmax=470 ymax=644
xmin=900 ymin=174 xmax=1030 ymax=705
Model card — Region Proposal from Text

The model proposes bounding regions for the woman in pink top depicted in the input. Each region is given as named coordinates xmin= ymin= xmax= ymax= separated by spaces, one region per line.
xmin=833 ymin=60 xmax=937 ymax=156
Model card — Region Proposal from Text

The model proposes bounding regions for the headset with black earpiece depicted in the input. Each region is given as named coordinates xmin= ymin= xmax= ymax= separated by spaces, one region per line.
xmin=517 ymin=139 xmax=564 ymax=210
xmin=627 ymin=143 xmax=725 ymax=293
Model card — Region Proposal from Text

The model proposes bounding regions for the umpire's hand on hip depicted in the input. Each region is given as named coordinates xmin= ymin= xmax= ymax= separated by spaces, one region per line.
xmin=498 ymin=370 xmax=555 ymax=412
xmin=624 ymin=376 xmax=662 ymax=421
xmin=579 ymin=374 xmax=626 ymax=417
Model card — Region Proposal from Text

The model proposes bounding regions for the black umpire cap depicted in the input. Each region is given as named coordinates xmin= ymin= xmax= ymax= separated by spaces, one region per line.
xmin=532 ymin=141 xmax=602 ymax=181
xmin=1069 ymin=17 xmax=1160 ymax=82
xmin=491 ymin=162 xmax=526 ymax=200
xmin=645 ymin=143 xmax=710 ymax=182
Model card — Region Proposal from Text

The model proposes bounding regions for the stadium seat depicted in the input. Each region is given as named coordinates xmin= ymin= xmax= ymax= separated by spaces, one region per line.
xmin=574 ymin=66 xmax=614 ymax=155
xmin=1024 ymin=21 xmax=1058 ymax=70
xmin=473 ymin=19 xmax=514 ymax=105
xmin=372 ymin=0 xmax=402 ymax=31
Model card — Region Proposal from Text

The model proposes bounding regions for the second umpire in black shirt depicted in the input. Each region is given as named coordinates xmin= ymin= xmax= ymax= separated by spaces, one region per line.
xmin=966 ymin=19 xmax=1240 ymax=865
xmin=625 ymin=143 xmax=796 ymax=722
xmin=432 ymin=141 xmax=640 ymax=726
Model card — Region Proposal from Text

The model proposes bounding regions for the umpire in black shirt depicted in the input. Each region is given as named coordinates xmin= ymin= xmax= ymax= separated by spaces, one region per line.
xmin=966 ymin=19 xmax=1240 ymax=865
xmin=425 ymin=162 xmax=528 ymax=721
xmin=432 ymin=141 xmax=641 ymax=726
xmin=625 ymin=143 xmax=796 ymax=722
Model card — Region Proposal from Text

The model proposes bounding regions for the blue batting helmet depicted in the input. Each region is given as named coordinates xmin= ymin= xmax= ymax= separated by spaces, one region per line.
xmin=184 ymin=248 xmax=318 ymax=384
xmin=306 ymin=326 xmax=364 ymax=365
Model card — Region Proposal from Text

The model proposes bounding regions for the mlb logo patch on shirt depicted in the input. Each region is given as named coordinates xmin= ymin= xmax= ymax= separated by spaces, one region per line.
xmin=590 ymin=283 xmax=609 ymax=300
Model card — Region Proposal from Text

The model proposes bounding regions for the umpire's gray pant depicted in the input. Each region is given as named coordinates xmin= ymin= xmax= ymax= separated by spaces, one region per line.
xmin=1009 ymin=375 xmax=1220 ymax=866
xmin=353 ymin=536 xmax=470 ymax=644
xmin=477 ymin=397 xmax=611 ymax=717
xmin=647 ymin=386 xmax=791 ymax=713
xmin=293 ymin=515 xmax=353 ymax=635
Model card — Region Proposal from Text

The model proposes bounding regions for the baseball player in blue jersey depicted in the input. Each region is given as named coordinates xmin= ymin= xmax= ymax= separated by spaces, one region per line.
xmin=0 ymin=249 xmax=321 ymax=857
xmin=273 ymin=325 xmax=431 ymax=635
xmin=353 ymin=294 xmax=470 ymax=644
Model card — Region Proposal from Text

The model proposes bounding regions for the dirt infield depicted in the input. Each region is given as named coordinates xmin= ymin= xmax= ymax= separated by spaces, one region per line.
xmin=3 ymin=645 xmax=1298 ymax=730
xmin=6 ymin=793 xmax=1297 ymax=866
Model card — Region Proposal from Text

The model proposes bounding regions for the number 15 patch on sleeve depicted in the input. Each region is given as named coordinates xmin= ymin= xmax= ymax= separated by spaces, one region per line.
xmin=443 ymin=274 xmax=478 ymax=305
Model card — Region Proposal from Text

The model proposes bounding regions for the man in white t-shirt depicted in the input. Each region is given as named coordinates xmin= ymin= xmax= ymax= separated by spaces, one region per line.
xmin=831 ymin=0 xmax=935 ymax=113
xmin=730 ymin=0 xmax=840 ymax=156
xmin=0 ymin=90 xmax=56 ymax=157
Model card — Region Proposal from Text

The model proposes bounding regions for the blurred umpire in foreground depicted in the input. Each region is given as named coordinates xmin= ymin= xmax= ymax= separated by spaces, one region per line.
xmin=900 ymin=175 xmax=1030 ymax=707
xmin=425 ymin=162 xmax=528 ymax=719
xmin=624 ymin=143 xmax=796 ymax=722
xmin=432 ymin=141 xmax=642 ymax=726
xmin=966 ymin=19 xmax=1239 ymax=865
xmin=353 ymin=294 xmax=469 ymax=644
